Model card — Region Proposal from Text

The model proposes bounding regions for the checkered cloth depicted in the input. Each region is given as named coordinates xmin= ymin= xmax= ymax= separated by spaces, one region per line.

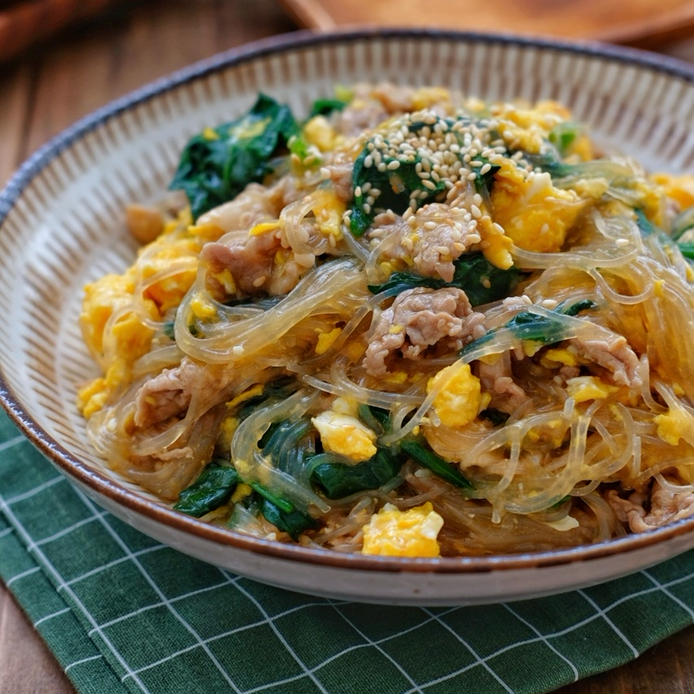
xmin=0 ymin=411 xmax=692 ymax=694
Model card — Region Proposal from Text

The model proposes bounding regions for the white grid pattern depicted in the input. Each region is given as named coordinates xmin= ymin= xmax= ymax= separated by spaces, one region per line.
xmin=1 ymin=431 xmax=693 ymax=694
xmin=74 ymin=489 xmax=243 ymax=694
xmin=577 ymin=589 xmax=639 ymax=658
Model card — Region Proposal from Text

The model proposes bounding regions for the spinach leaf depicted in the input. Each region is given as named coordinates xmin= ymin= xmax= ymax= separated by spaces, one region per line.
xmin=634 ymin=209 xmax=687 ymax=259
xmin=248 ymin=481 xmax=293 ymax=513
xmin=169 ymin=94 xmax=298 ymax=220
xmin=501 ymin=299 xmax=595 ymax=342
xmin=259 ymin=498 xmax=317 ymax=540
xmin=523 ymin=150 xmax=576 ymax=178
xmin=174 ymin=461 xmax=239 ymax=517
xmin=449 ymin=253 xmax=524 ymax=306
xmin=479 ymin=408 xmax=510 ymax=426
xmin=471 ymin=155 xmax=500 ymax=197
xmin=259 ymin=418 xmax=314 ymax=473
xmin=310 ymin=448 xmax=403 ymax=499
xmin=162 ymin=320 xmax=175 ymax=340
xmin=462 ymin=299 xmax=595 ymax=355
xmin=672 ymin=208 xmax=694 ymax=240
xmin=349 ymin=113 xmax=499 ymax=237
xmin=368 ymin=252 xmax=524 ymax=306
xmin=357 ymin=404 xmax=391 ymax=435
xmin=400 ymin=439 xmax=472 ymax=489
xmin=234 ymin=377 xmax=298 ymax=421
xmin=350 ymin=147 xmax=445 ymax=236
xmin=309 ymin=97 xmax=348 ymax=118
xmin=548 ymin=122 xmax=581 ymax=156
xmin=559 ymin=298 xmax=596 ymax=316
xmin=634 ymin=208 xmax=657 ymax=237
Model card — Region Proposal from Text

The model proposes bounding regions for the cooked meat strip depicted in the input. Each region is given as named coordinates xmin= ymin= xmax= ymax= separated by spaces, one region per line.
xmin=477 ymin=354 xmax=530 ymax=413
xmin=200 ymin=176 xmax=316 ymax=296
xmin=133 ymin=358 xmax=222 ymax=429
xmin=364 ymin=287 xmax=486 ymax=375
xmin=569 ymin=333 xmax=642 ymax=388
xmin=320 ymin=150 xmax=356 ymax=203
xmin=368 ymin=204 xmax=481 ymax=282
xmin=197 ymin=178 xmax=297 ymax=233
xmin=202 ymin=229 xmax=280 ymax=295
xmin=606 ymin=481 xmax=694 ymax=533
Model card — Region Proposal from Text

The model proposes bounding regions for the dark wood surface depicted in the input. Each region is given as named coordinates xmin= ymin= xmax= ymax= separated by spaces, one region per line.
xmin=0 ymin=2 xmax=692 ymax=692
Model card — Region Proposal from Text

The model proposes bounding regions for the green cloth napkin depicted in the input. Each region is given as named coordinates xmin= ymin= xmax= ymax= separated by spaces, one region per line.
xmin=0 ymin=410 xmax=692 ymax=694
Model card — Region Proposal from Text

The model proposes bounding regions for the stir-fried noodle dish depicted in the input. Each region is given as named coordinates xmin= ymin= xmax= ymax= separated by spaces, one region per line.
xmin=78 ymin=85 xmax=694 ymax=557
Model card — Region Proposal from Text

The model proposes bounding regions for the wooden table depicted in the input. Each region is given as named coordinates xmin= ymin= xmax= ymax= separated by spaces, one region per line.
xmin=0 ymin=1 xmax=692 ymax=692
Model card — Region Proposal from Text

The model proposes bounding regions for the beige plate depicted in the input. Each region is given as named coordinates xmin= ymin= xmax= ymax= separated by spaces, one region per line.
xmin=0 ymin=29 xmax=692 ymax=605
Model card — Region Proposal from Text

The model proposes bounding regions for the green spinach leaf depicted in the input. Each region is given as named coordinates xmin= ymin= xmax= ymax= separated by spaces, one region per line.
xmin=400 ymin=439 xmax=472 ymax=489
xmin=368 ymin=252 xmax=524 ymax=306
xmin=548 ymin=122 xmax=581 ymax=156
xmin=462 ymin=299 xmax=595 ymax=355
xmin=310 ymin=448 xmax=403 ymax=499
xmin=174 ymin=461 xmax=239 ymax=517
xmin=259 ymin=498 xmax=317 ymax=540
xmin=170 ymin=94 xmax=298 ymax=220
xmin=309 ymin=97 xmax=348 ymax=118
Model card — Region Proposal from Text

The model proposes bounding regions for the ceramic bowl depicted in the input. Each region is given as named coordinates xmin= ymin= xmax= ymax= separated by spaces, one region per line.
xmin=1 ymin=29 xmax=692 ymax=605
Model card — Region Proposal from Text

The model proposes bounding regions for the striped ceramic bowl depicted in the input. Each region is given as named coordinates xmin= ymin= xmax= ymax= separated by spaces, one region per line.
xmin=1 ymin=30 xmax=692 ymax=605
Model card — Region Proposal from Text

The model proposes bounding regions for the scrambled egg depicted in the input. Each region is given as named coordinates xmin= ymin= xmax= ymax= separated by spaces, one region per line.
xmin=477 ymin=216 xmax=514 ymax=270
xmin=78 ymin=215 xmax=202 ymax=417
xmin=303 ymin=115 xmax=338 ymax=152
xmin=427 ymin=363 xmax=489 ymax=429
xmin=311 ymin=409 xmax=377 ymax=462
xmin=490 ymin=101 xmax=568 ymax=154
xmin=566 ymin=376 xmax=618 ymax=403
xmin=361 ymin=502 xmax=443 ymax=557
xmin=651 ymin=173 xmax=694 ymax=211
xmin=311 ymin=190 xmax=345 ymax=239
xmin=491 ymin=159 xmax=585 ymax=253
xmin=655 ymin=404 xmax=694 ymax=447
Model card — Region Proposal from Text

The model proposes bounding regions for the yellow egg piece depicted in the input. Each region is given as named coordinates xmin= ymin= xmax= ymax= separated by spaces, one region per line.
xmin=303 ymin=115 xmax=338 ymax=152
xmin=566 ymin=376 xmax=618 ymax=403
xmin=491 ymin=159 xmax=585 ymax=253
xmin=651 ymin=172 xmax=694 ymax=211
xmin=655 ymin=405 xmax=694 ymax=447
xmin=428 ymin=363 xmax=485 ymax=428
xmin=311 ymin=411 xmax=377 ymax=462
xmin=362 ymin=502 xmax=443 ymax=557
xmin=139 ymin=237 xmax=200 ymax=314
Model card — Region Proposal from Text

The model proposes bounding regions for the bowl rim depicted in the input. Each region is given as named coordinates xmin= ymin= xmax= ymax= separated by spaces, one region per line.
xmin=1 ymin=27 xmax=693 ymax=574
